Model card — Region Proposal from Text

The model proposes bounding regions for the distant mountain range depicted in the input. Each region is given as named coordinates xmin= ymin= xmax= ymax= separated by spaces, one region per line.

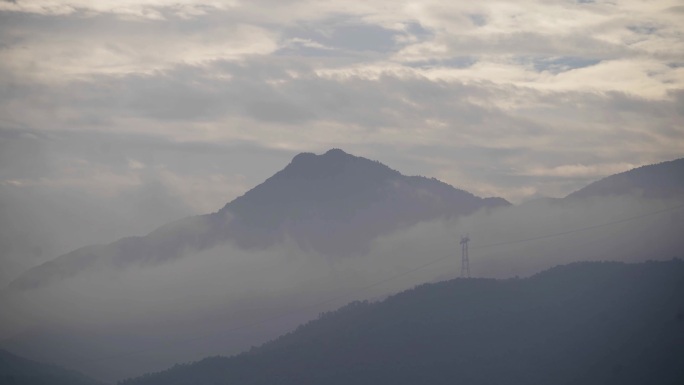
xmin=121 ymin=259 xmax=684 ymax=385
xmin=565 ymin=158 xmax=684 ymax=200
xmin=0 ymin=349 xmax=102 ymax=385
xmin=12 ymin=153 xmax=684 ymax=292
xmin=4 ymin=153 xmax=684 ymax=383
xmin=8 ymin=149 xmax=509 ymax=291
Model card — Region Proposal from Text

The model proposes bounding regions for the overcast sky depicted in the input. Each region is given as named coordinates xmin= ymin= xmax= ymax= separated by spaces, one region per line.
xmin=1 ymin=3 xmax=684 ymax=377
xmin=1 ymin=0 xmax=683 ymax=279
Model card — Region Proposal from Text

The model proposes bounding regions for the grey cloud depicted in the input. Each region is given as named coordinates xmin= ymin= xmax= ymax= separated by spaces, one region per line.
xmin=0 ymin=179 xmax=193 ymax=286
xmin=2 ymin=191 xmax=682 ymax=381
xmin=275 ymin=17 xmax=434 ymax=62
xmin=446 ymin=32 xmax=631 ymax=59
xmin=0 ymin=126 xmax=300 ymax=286
xmin=404 ymin=21 xmax=433 ymax=39
xmin=527 ymin=56 xmax=602 ymax=74
xmin=0 ymin=126 xmax=295 ymax=198
xmin=404 ymin=56 xmax=477 ymax=69
xmin=2 ymin=52 xmax=681 ymax=202
xmin=627 ymin=24 xmax=659 ymax=35
xmin=285 ymin=17 xmax=400 ymax=53
xmin=0 ymin=0 xmax=682 ymax=380
xmin=468 ymin=14 xmax=487 ymax=27
xmin=0 ymin=129 xmax=53 ymax=179
xmin=0 ymin=0 xmax=681 ymax=271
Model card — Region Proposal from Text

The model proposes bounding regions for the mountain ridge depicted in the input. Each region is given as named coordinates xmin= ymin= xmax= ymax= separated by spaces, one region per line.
xmin=8 ymin=149 xmax=509 ymax=291
xmin=565 ymin=157 xmax=684 ymax=200
xmin=121 ymin=259 xmax=684 ymax=385
xmin=0 ymin=348 xmax=103 ymax=385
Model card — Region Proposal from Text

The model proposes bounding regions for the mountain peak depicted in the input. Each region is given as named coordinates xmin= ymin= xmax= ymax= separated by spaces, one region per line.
xmin=290 ymin=148 xmax=354 ymax=163
xmin=291 ymin=148 xmax=349 ymax=163
xmin=9 ymin=149 xmax=509 ymax=291
xmin=290 ymin=151 xmax=316 ymax=164
xmin=323 ymin=148 xmax=348 ymax=156
xmin=221 ymin=149 xmax=507 ymax=255
xmin=280 ymin=149 xmax=398 ymax=180
xmin=289 ymin=149 xmax=356 ymax=169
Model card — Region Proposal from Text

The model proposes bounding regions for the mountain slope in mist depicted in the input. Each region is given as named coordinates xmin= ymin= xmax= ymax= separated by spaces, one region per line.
xmin=122 ymin=259 xmax=684 ymax=385
xmin=0 ymin=349 xmax=102 ymax=385
xmin=4 ymin=155 xmax=684 ymax=383
xmin=8 ymin=149 xmax=508 ymax=290
xmin=565 ymin=158 xmax=684 ymax=200
xmin=220 ymin=149 xmax=508 ymax=253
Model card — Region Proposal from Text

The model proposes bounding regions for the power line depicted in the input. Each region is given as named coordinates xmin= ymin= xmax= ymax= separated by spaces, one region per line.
xmin=472 ymin=203 xmax=684 ymax=251
xmin=78 ymin=202 xmax=684 ymax=365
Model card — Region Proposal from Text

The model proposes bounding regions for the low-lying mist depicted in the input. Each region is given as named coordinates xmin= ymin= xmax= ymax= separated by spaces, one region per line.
xmin=1 ymin=193 xmax=682 ymax=382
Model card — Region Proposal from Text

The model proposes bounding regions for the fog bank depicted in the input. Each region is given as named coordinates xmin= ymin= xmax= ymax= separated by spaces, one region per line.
xmin=1 ymin=193 xmax=682 ymax=382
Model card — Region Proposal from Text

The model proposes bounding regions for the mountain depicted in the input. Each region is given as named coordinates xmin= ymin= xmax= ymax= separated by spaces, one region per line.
xmin=7 ymin=149 xmax=509 ymax=291
xmin=565 ymin=158 xmax=684 ymax=200
xmin=220 ymin=149 xmax=508 ymax=253
xmin=122 ymin=259 xmax=684 ymax=385
xmin=0 ymin=349 xmax=103 ymax=385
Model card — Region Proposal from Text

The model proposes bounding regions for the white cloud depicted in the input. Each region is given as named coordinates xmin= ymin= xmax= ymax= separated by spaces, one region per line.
xmin=0 ymin=0 xmax=238 ymax=18
xmin=520 ymin=162 xmax=637 ymax=178
xmin=0 ymin=0 xmax=682 ymax=210
xmin=0 ymin=2 xmax=683 ymax=379
xmin=0 ymin=20 xmax=278 ymax=81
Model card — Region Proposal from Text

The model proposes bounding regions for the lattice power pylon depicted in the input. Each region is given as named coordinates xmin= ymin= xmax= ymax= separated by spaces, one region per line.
xmin=460 ymin=235 xmax=470 ymax=278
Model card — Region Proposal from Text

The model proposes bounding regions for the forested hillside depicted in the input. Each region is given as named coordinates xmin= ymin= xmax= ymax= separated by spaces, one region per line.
xmin=0 ymin=349 xmax=102 ymax=385
xmin=123 ymin=259 xmax=684 ymax=385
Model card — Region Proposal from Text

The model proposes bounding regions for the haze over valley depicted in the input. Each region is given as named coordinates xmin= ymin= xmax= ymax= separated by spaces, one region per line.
xmin=1 ymin=0 xmax=683 ymax=383
xmin=1 ymin=151 xmax=683 ymax=382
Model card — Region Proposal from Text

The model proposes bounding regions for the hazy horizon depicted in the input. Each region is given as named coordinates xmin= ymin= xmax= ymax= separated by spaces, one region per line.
xmin=1 ymin=1 xmax=683 ymax=383
xmin=2 ymin=1 xmax=684 ymax=280
xmin=1 ymin=150 xmax=682 ymax=381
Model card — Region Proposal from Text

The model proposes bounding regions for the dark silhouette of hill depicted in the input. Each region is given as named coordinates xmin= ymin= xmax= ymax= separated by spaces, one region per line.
xmin=565 ymin=158 xmax=684 ymax=200
xmin=121 ymin=259 xmax=684 ymax=385
xmin=221 ymin=149 xmax=508 ymax=253
xmin=8 ymin=149 xmax=508 ymax=291
xmin=0 ymin=349 xmax=104 ymax=385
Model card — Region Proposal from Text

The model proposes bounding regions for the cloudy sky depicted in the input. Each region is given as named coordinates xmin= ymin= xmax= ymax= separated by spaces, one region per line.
xmin=1 ymin=0 xmax=683 ymax=279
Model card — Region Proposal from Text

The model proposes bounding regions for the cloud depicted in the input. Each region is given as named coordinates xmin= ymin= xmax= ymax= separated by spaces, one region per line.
xmin=1 ymin=0 xmax=682 ymax=379
xmin=1 ymin=54 xmax=682 ymax=204
xmin=0 ymin=0 xmax=237 ymax=19
xmin=0 ymin=127 xmax=298 ymax=286
xmin=0 ymin=0 xmax=682 ymax=277
xmin=0 ymin=12 xmax=278 ymax=82
xmin=519 ymin=162 xmax=637 ymax=178
xmin=1 ymin=191 xmax=682 ymax=381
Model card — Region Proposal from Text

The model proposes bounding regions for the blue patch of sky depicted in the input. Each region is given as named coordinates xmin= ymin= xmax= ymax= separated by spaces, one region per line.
xmin=276 ymin=16 xmax=433 ymax=57
xmin=275 ymin=43 xmax=334 ymax=58
xmin=627 ymin=24 xmax=658 ymax=35
xmin=520 ymin=56 xmax=601 ymax=74
xmin=468 ymin=14 xmax=487 ymax=27
xmin=404 ymin=57 xmax=477 ymax=69
xmin=325 ymin=23 xmax=398 ymax=52
xmin=282 ymin=18 xmax=396 ymax=54
xmin=404 ymin=21 xmax=434 ymax=41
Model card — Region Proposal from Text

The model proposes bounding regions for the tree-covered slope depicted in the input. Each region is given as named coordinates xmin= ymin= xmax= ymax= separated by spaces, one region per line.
xmin=0 ymin=349 xmax=104 ymax=385
xmin=122 ymin=259 xmax=684 ymax=385
xmin=565 ymin=157 xmax=684 ymax=200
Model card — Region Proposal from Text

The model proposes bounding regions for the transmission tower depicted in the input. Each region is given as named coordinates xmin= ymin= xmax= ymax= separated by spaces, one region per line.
xmin=460 ymin=235 xmax=470 ymax=278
